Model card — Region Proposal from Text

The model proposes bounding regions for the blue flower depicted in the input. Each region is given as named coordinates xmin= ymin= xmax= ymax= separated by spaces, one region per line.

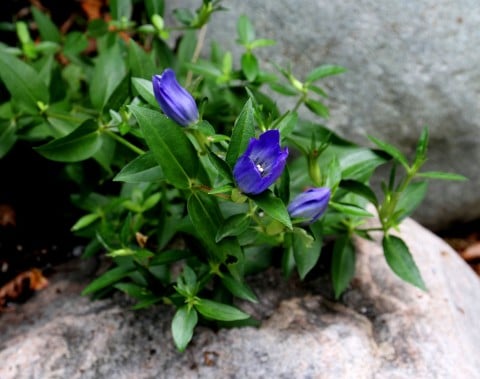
xmin=287 ymin=187 xmax=331 ymax=224
xmin=152 ymin=69 xmax=199 ymax=126
xmin=233 ymin=130 xmax=288 ymax=195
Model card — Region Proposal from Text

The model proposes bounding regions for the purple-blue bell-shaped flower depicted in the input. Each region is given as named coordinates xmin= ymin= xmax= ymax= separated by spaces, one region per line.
xmin=152 ymin=69 xmax=199 ymax=126
xmin=233 ymin=129 xmax=288 ymax=195
xmin=287 ymin=187 xmax=331 ymax=224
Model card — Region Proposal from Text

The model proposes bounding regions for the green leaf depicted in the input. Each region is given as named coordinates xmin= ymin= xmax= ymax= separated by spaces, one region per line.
xmin=195 ymin=298 xmax=250 ymax=321
xmin=325 ymin=156 xmax=342 ymax=191
xmin=34 ymin=119 xmax=102 ymax=162
xmin=249 ymin=38 xmax=276 ymax=49
xmin=395 ymin=181 xmax=427 ymax=221
xmin=414 ymin=127 xmax=429 ymax=164
xmin=131 ymin=77 xmax=158 ymax=107
xmin=292 ymin=225 xmax=323 ymax=280
xmin=226 ymin=99 xmax=255 ymax=167
xmin=0 ymin=50 xmax=49 ymax=114
xmin=237 ymin=15 xmax=255 ymax=45
xmin=382 ymin=235 xmax=426 ymax=291
xmin=273 ymin=111 xmax=298 ymax=140
xmin=329 ymin=201 xmax=373 ymax=218
xmin=216 ymin=214 xmax=250 ymax=242
xmin=241 ymin=52 xmax=258 ymax=81
xmin=103 ymin=73 xmax=130 ymax=113
xmin=207 ymin=150 xmax=233 ymax=182
xmin=130 ymin=105 xmax=198 ymax=189
xmin=368 ymin=135 xmax=409 ymax=169
xmin=331 ymin=235 xmax=356 ymax=299
xmin=90 ymin=44 xmax=127 ymax=110
xmin=31 ymin=6 xmax=61 ymax=43
xmin=172 ymin=306 xmax=198 ymax=352
xmin=417 ymin=171 xmax=467 ymax=181
xmin=0 ymin=122 xmax=17 ymax=159
xmin=71 ymin=213 xmax=101 ymax=231
xmin=145 ymin=0 xmax=164 ymax=18
xmin=82 ymin=266 xmax=134 ymax=295
xmin=251 ymin=190 xmax=292 ymax=230
xmin=221 ymin=274 xmax=258 ymax=303
xmin=305 ymin=99 xmax=329 ymax=118
xmin=128 ymin=42 xmax=156 ymax=79
xmin=63 ymin=32 xmax=88 ymax=57
xmin=305 ymin=65 xmax=346 ymax=83
xmin=150 ymin=249 xmax=192 ymax=266
xmin=110 ymin=0 xmax=132 ymax=20
xmin=114 ymin=282 xmax=153 ymax=300
xmin=339 ymin=179 xmax=378 ymax=206
xmin=187 ymin=191 xmax=222 ymax=256
xmin=269 ymin=82 xmax=298 ymax=96
xmin=114 ymin=152 xmax=164 ymax=183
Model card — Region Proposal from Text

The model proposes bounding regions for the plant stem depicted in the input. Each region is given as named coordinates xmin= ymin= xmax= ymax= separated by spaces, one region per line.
xmin=103 ymin=129 xmax=146 ymax=155
xmin=185 ymin=25 xmax=208 ymax=87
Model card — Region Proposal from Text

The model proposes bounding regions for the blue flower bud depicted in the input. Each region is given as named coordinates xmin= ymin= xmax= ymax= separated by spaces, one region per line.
xmin=287 ymin=187 xmax=331 ymax=224
xmin=152 ymin=69 xmax=199 ymax=126
xmin=233 ymin=129 xmax=288 ymax=195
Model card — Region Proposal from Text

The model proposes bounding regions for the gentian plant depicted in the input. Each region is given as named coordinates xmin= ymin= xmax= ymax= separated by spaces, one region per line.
xmin=0 ymin=0 xmax=466 ymax=351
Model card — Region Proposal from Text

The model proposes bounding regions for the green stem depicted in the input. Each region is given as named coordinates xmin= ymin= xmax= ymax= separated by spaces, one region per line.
xmin=185 ymin=25 xmax=208 ymax=87
xmin=292 ymin=93 xmax=307 ymax=113
xmin=377 ymin=167 xmax=418 ymax=232
xmin=103 ymin=129 xmax=146 ymax=155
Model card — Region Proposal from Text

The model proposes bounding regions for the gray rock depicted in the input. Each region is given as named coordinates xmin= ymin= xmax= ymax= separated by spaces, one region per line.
xmin=167 ymin=0 xmax=479 ymax=230
xmin=1 ymin=216 xmax=479 ymax=378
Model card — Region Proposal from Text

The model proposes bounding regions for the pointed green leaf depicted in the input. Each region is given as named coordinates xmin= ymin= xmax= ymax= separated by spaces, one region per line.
xmin=171 ymin=305 xmax=198 ymax=352
xmin=339 ymin=179 xmax=378 ymax=206
xmin=187 ymin=191 xmax=222 ymax=255
xmin=306 ymin=65 xmax=346 ymax=83
xmin=382 ymin=235 xmax=426 ymax=291
xmin=251 ymin=190 xmax=292 ymax=230
xmin=0 ymin=121 xmax=17 ymax=159
xmin=131 ymin=77 xmax=158 ymax=107
xmin=292 ymin=225 xmax=323 ymax=279
xmin=241 ymin=52 xmax=259 ymax=81
xmin=368 ymin=135 xmax=409 ymax=169
xmin=221 ymin=274 xmax=258 ymax=303
xmin=329 ymin=201 xmax=373 ymax=218
xmin=249 ymin=38 xmax=276 ymax=49
xmin=216 ymin=214 xmax=250 ymax=242
xmin=114 ymin=152 xmax=164 ymax=183
xmin=90 ymin=44 xmax=126 ymax=110
xmin=34 ymin=119 xmax=102 ymax=162
xmin=0 ymin=50 xmax=49 ymax=114
xmin=195 ymin=298 xmax=250 ymax=321
xmin=128 ymin=42 xmax=156 ymax=79
xmin=71 ymin=213 xmax=101 ymax=231
xmin=305 ymin=99 xmax=329 ymax=118
xmin=110 ymin=0 xmax=132 ymax=20
xmin=395 ymin=181 xmax=427 ymax=221
xmin=31 ymin=6 xmax=61 ymax=43
xmin=331 ymin=235 xmax=356 ymax=299
xmin=237 ymin=15 xmax=255 ymax=45
xmin=226 ymin=98 xmax=255 ymax=167
xmin=150 ymin=249 xmax=192 ymax=266
xmin=130 ymin=105 xmax=198 ymax=189
xmin=82 ymin=266 xmax=134 ymax=295
xmin=417 ymin=171 xmax=467 ymax=181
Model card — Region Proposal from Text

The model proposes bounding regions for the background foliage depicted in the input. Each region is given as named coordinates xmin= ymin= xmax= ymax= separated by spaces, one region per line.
xmin=0 ymin=0 xmax=464 ymax=351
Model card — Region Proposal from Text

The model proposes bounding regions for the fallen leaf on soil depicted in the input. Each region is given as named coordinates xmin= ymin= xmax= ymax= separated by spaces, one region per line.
xmin=0 ymin=269 xmax=48 ymax=309
xmin=0 ymin=204 xmax=16 ymax=227
xmin=461 ymin=242 xmax=480 ymax=261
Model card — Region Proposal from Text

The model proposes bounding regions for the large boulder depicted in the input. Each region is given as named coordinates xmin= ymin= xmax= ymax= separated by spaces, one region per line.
xmin=167 ymin=0 xmax=479 ymax=230
xmin=1 ymin=216 xmax=479 ymax=378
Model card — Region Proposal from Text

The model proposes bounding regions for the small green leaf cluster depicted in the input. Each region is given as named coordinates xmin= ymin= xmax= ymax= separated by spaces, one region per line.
xmin=0 ymin=0 xmax=466 ymax=351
